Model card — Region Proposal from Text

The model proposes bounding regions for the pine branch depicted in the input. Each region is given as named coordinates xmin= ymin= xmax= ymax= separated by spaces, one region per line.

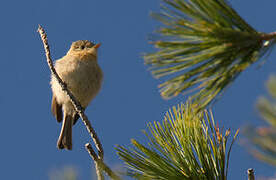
xmin=243 ymin=75 xmax=276 ymax=166
xmin=116 ymin=102 xmax=239 ymax=179
xmin=145 ymin=0 xmax=276 ymax=111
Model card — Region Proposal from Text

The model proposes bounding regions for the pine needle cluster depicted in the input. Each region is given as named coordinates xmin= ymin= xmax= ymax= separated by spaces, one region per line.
xmin=117 ymin=103 xmax=238 ymax=180
xmin=117 ymin=0 xmax=276 ymax=179
xmin=145 ymin=0 xmax=276 ymax=110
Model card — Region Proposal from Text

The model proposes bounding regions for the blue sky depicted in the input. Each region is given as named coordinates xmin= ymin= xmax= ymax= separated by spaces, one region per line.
xmin=0 ymin=0 xmax=275 ymax=179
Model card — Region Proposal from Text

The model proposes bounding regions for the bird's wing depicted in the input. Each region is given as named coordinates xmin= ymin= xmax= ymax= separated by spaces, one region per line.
xmin=51 ymin=95 xmax=63 ymax=123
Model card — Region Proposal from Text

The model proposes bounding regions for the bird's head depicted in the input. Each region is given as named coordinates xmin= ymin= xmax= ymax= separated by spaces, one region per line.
xmin=67 ymin=40 xmax=100 ymax=60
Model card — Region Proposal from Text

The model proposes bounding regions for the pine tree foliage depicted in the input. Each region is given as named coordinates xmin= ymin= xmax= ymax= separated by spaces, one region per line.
xmin=244 ymin=75 xmax=276 ymax=166
xmin=116 ymin=103 xmax=239 ymax=180
xmin=145 ymin=0 xmax=276 ymax=110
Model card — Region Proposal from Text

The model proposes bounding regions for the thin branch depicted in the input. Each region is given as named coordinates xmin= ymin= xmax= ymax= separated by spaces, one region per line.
xmin=95 ymin=163 xmax=104 ymax=180
xmin=86 ymin=144 xmax=122 ymax=180
xmin=247 ymin=168 xmax=255 ymax=180
xmin=37 ymin=25 xmax=121 ymax=180
xmin=84 ymin=143 xmax=104 ymax=180
xmin=261 ymin=31 xmax=276 ymax=41
xmin=37 ymin=24 xmax=104 ymax=159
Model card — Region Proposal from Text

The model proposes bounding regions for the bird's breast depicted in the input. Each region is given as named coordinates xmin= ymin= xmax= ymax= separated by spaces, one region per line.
xmin=53 ymin=57 xmax=103 ymax=108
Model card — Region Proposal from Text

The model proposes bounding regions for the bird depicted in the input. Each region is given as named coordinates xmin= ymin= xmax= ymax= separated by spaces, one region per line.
xmin=50 ymin=40 xmax=103 ymax=150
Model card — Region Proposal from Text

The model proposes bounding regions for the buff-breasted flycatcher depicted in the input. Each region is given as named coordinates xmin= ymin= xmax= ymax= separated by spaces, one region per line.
xmin=50 ymin=40 xmax=103 ymax=150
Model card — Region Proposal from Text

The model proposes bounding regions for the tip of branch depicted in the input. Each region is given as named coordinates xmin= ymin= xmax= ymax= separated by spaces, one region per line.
xmin=37 ymin=24 xmax=43 ymax=33
xmin=247 ymin=168 xmax=255 ymax=180
xmin=85 ymin=143 xmax=91 ymax=148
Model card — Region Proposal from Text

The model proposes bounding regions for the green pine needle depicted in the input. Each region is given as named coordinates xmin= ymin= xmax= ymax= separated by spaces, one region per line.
xmin=116 ymin=102 xmax=239 ymax=179
xmin=244 ymin=75 xmax=276 ymax=166
xmin=145 ymin=0 xmax=276 ymax=111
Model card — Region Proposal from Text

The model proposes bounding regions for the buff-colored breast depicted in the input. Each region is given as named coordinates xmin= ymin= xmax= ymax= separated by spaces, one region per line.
xmin=51 ymin=54 xmax=103 ymax=114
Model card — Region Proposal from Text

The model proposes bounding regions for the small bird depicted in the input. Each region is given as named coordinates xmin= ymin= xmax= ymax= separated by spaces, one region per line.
xmin=50 ymin=40 xmax=103 ymax=150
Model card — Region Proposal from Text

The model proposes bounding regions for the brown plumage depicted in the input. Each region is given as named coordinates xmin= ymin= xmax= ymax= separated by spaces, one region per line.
xmin=50 ymin=40 xmax=103 ymax=150
xmin=51 ymin=96 xmax=62 ymax=123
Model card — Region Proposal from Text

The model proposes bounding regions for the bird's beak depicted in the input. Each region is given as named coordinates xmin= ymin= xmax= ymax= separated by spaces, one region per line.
xmin=94 ymin=43 xmax=101 ymax=49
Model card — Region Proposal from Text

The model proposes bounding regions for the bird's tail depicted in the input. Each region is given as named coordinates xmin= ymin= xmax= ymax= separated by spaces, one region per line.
xmin=57 ymin=114 xmax=73 ymax=150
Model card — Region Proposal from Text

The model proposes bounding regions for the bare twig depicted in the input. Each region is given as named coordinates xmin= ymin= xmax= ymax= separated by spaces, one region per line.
xmin=95 ymin=162 xmax=104 ymax=180
xmin=84 ymin=143 xmax=104 ymax=180
xmin=86 ymin=144 xmax=121 ymax=180
xmin=38 ymin=25 xmax=121 ymax=180
xmin=247 ymin=168 xmax=255 ymax=180
xmin=37 ymin=24 xmax=104 ymax=159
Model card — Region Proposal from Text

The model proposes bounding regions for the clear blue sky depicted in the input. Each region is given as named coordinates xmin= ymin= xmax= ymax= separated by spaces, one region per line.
xmin=0 ymin=0 xmax=275 ymax=179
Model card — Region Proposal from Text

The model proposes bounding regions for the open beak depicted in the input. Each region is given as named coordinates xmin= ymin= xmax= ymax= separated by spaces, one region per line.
xmin=94 ymin=43 xmax=101 ymax=49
